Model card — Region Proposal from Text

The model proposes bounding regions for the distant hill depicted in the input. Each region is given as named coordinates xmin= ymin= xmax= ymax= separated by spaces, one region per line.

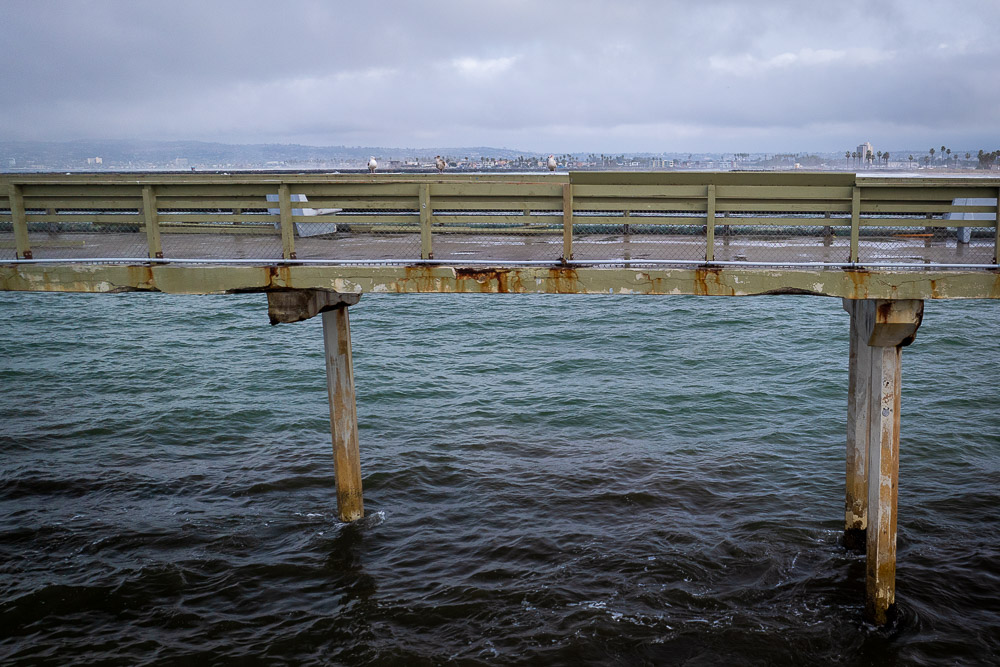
xmin=0 ymin=140 xmax=542 ymax=171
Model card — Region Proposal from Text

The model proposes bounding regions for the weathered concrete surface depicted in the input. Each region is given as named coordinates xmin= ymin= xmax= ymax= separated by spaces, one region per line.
xmin=851 ymin=298 xmax=925 ymax=347
xmin=865 ymin=343 xmax=903 ymax=626
xmin=843 ymin=299 xmax=872 ymax=551
xmin=3 ymin=263 xmax=1000 ymax=299
xmin=322 ymin=305 xmax=364 ymax=523
xmin=267 ymin=289 xmax=361 ymax=324
xmin=843 ymin=298 xmax=923 ymax=626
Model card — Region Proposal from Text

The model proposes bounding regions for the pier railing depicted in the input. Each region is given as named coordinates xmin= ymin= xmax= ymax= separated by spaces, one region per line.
xmin=2 ymin=172 xmax=998 ymax=269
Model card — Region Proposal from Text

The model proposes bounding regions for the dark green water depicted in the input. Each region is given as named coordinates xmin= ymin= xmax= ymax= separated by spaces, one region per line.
xmin=1 ymin=292 xmax=998 ymax=665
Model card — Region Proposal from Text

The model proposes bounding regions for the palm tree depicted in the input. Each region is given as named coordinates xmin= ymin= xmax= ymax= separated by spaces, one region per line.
xmin=946 ymin=148 xmax=952 ymax=166
xmin=851 ymin=151 xmax=857 ymax=167
xmin=908 ymin=155 xmax=914 ymax=169
xmin=883 ymin=152 xmax=890 ymax=167
xmin=929 ymin=147 xmax=935 ymax=163
xmin=877 ymin=150 xmax=883 ymax=167
xmin=845 ymin=151 xmax=851 ymax=166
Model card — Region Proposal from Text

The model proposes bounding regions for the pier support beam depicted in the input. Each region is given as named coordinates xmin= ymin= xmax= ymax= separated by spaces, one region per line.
xmin=843 ymin=299 xmax=871 ymax=551
xmin=843 ymin=298 xmax=923 ymax=625
xmin=267 ymin=289 xmax=364 ymax=522
xmin=322 ymin=304 xmax=364 ymax=522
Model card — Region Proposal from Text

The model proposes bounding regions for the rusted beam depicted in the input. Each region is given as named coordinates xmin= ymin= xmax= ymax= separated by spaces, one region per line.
xmin=3 ymin=264 xmax=1000 ymax=300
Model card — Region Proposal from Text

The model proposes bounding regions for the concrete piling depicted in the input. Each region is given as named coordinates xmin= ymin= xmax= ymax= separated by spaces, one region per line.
xmin=322 ymin=304 xmax=365 ymax=522
xmin=267 ymin=289 xmax=365 ymax=522
xmin=844 ymin=298 xmax=923 ymax=625
xmin=843 ymin=299 xmax=871 ymax=551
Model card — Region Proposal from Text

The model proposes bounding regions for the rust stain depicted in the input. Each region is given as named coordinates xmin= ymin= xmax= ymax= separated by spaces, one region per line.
xmin=265 ymin=265 xmax=294 ymax=289
xmin=545 ymin=266 xmax=579 ymax=294
xmin=845 ymin=269 xmax=870 ymax=300
xmin=692 ymin=267 xmax=710 ymax=296
xmin=126 ymin=265 xmax=154 ymax=289
xmin=402 ymin=265 xmax=441 ymax=293
xmin=876 ymin=300 xmax=893 ymax=323
xmin=454 ymin=267 xmax=516 ymax=293
xmin=692 ymin=267 xmax=732 ymax=296
xmin=277 ymin=265 xmax=292 ymax=287
xmin=928 ymin=279 xmax=940 ymax=300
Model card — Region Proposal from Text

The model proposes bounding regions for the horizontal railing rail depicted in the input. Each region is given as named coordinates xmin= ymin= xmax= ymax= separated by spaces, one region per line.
xmin=2 ymin=172 xmax=998 ymax=268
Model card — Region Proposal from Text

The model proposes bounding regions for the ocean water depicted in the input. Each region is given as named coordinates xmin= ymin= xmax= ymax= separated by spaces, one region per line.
xmin=1 ymin=291 xmax=998 ymax=665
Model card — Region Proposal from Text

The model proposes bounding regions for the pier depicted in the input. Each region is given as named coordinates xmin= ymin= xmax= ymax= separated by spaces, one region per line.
xmin=3 ymin=171 xmax=999 ymax=626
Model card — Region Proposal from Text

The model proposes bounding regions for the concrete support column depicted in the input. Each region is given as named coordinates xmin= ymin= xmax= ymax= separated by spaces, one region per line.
xmin=843 ymin=299 xmax=871 ymax=550
xmin=322 ymin=305 xmax=364 ymax=522
xmin=267 ymin=289 xmax=364 ymax=522
xmin=843 ymin=298 xmax=923 ymax=625
xmin=865 ymin=342 xmax=902 ymax=624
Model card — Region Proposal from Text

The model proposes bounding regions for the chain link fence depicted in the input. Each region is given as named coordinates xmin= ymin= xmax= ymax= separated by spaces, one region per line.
xmin=430 ymin=209 xmax=562 ymax=263
xmin=571 ymin=211 xmax=706 ymax=263
xmin=158 ymin=206 xmax=283 ymax=260
xmin=27 ymin=205 xmax=149 ymax=260
xmin=296 ymin=209 xmax=423 ymax=262
xmin=0 ymin=206 xmax=16 ymax=260
xmin=711 ymin=217 xmax=851 ymax=265
xmin=857 ymin=217 xmax=994 ymax=266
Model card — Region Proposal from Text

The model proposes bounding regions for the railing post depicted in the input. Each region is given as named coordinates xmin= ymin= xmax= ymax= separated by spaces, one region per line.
xmin=141 ymin=185 xmax=163 ymax=260
xmin=278 ymin=183 xmax=297 ymax=260
xmin=850 ymin=186 xmax=861 ymax=264
xmin=705 ymin=184 xmax=716 ymax=262
xmin=562 ymin=183 xmax=573 ymax=263
xmin=419 ymin=183 xmax=433 ymax=260
xmin=8 ymin=183 xmax=31 ymax=260
xmin=623 ymin=209 xmax=631 ymax=263
xmin=994 ymin=187 xmax=1000 ymax=265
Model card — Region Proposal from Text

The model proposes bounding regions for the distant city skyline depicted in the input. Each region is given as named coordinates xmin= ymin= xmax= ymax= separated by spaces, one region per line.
xmin=1 ymin=1 xmax=998 ymax=153
xmin=3 ymin=139 xmax=996 ymax=173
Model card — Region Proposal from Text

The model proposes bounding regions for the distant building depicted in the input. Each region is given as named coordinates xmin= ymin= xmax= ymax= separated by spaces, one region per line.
xmin=86 ymin=157 xmax=102 ymax=165
xmin=856 ymin=142 xmax=874 ymax=160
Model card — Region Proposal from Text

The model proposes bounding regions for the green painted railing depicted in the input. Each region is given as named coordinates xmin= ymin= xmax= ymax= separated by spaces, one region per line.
xmin=2 ymin=172 xmax=998 ymax=268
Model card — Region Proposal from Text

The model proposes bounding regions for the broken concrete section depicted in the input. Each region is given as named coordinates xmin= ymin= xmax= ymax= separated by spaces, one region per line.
xmin=267 ymin=289 xmax=361 ymax=325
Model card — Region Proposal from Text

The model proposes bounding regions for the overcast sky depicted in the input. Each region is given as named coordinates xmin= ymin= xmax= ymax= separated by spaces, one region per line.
xmin=2 ymin=0 xmax=997 ymax=153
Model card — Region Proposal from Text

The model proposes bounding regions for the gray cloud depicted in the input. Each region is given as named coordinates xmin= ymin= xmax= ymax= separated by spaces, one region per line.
xmin=1 ymin=0 xmax=997 ymax=152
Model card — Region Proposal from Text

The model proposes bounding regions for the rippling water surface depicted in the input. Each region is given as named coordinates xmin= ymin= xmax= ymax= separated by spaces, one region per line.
xmin=1 ymin=291 xmax=998 ymax=664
